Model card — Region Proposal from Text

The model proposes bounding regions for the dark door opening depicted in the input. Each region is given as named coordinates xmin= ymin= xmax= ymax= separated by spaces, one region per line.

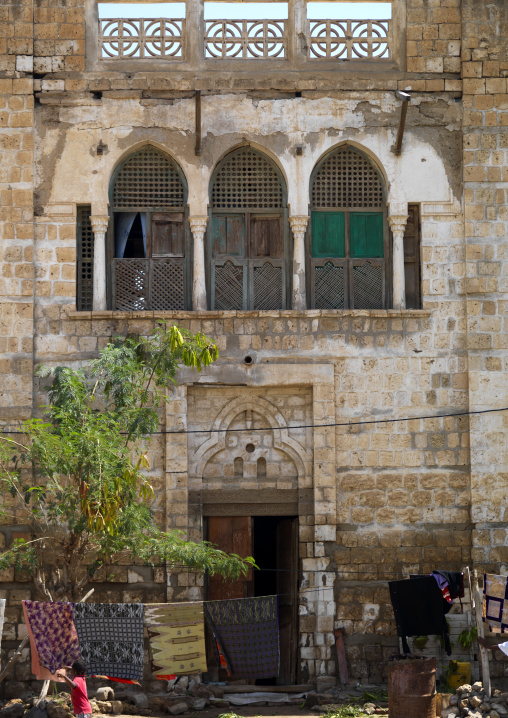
xmin=205 ymin=515 xmax=299 ymax=685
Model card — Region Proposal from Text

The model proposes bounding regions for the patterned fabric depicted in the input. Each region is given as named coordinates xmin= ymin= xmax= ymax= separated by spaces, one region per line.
xmin=483 ymin=573 xmax=508 ymax=633
xmin=73 ymin=603 xmax=144 ymax=681
xmin=22 ymin=600 xmax=81 ymax=676
xmin=0 ymin=598 xmax=5 ymax=652
xmin=145 ymin=602 xmax=207 ymax=678
xmin=204 ymin=596 xmax=279 ymax=679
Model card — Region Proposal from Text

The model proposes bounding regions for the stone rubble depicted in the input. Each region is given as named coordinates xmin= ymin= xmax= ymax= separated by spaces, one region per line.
xmin=442 ymin=683 xmax=508 ymax=718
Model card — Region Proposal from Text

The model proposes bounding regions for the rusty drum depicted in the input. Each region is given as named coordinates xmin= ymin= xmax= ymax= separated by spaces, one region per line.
xmin=388 ymin=658 xmax=437 ymax=718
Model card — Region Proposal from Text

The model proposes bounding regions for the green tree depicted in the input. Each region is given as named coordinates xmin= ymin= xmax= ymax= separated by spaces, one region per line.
xmin=0 ymin=324 xmax=255 ymax=601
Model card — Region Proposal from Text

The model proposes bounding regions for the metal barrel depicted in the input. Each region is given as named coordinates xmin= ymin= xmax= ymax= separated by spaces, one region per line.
xmin=388 ymin=658 xmax=437 ymax=718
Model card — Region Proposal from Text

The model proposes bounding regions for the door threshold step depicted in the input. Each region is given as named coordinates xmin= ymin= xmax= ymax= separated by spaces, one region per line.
xmin=221 ymin=684 xmax=314 ymax=694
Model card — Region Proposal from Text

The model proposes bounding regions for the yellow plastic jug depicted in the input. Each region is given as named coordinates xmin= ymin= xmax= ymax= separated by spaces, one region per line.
xmin=447 ymin=661 xmax=472 ymax=690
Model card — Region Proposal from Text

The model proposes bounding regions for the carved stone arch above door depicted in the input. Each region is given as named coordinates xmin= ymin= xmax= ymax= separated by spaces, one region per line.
xmin=192 ymin=394 xmax=311 ymax=486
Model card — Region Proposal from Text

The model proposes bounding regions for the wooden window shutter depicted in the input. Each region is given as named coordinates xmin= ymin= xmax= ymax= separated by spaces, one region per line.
xmin=311 ymin=211 xmax=345 ymax=258
xmin=77 ymin=205 xmax=93 ymax=311
xmin=212 ymin=214 xmax=245 ymax=257
xmin=350 ymin=212 xmax=384 ymax=258
xmin=250 ymin=215 xmax=283 ymax=259
xmin=403 ymin=204 xmax=421 ymax=309
xmin=151 ymin=212 xmax=184 ymax=257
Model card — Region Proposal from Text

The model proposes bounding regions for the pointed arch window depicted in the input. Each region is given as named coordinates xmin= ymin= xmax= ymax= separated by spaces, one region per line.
xmin=208 ymin=147 xmax=289 ymax=310
xmin=308 ymin=145 xmax=389 ymax=309
xmin=108 ymin=146 xmax=190 ymax=311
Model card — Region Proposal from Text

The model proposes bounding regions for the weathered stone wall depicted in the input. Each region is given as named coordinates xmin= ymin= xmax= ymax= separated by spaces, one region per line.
xmin=0 ymin=0 xmax=507 ymax=690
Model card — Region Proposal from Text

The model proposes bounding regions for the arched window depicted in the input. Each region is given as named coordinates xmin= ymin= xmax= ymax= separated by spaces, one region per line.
xmin=309 ymin=146 xmax=388 ymax=309
xmin=109 ymin=146 xmax=190 ymax=311
xmin=208 ymin=147 xmax=289 ymax=310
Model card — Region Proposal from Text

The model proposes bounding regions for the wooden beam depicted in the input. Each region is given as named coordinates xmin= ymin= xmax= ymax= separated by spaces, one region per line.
xmin=392 ymin=101 xmax=408 ymax=155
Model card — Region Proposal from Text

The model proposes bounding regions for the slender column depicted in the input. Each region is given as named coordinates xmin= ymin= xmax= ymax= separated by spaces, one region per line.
xmin=289 ymin=215 xmax=309 ymax=310
xmin=90 ymin=215 xmax=109 ymax=311
xmin=189 ymin=216 xmax=208 ymax=310
xmin=388 ymin=211 xmax=408 ymax=310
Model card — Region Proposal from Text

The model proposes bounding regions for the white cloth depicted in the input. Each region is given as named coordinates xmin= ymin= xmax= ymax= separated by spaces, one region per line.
xmin=499 ymin=641 xmax=508 ymax=656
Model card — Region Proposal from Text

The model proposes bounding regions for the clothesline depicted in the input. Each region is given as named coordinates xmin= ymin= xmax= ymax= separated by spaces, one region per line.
xmin=0 ymin=405 xmax=506 ymax=436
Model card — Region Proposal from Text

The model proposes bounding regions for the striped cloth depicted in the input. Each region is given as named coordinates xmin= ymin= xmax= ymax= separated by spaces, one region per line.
xmin=145 ymin=602 xmax=207 ymax=678
xmin=204 ymin=595 xmax=279 ymax=679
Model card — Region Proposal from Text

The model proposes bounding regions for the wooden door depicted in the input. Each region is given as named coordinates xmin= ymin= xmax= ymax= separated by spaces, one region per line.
xmin=276 ymin=518 xmax=298 ymax=685
xmin=208 ymin=516 xmax=254 ymax=600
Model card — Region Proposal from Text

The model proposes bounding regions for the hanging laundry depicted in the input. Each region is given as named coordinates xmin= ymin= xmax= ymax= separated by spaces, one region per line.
xmin=22 ymin=600 xmax=81 ymax=677
xmin=204 ymin=595 xmax=279 ymax=679
xmin=145 ymin=602 xmax=207 ymax=679
xmin=73 ymin=603 xmax=144 ymax=681
xmin=482 ymin=573 xmax=508 ymax=634
xmin=0 ymin=598 xmax=5 ymax=653
xmin=389 ymin=577 xmax=451 ymax=655
xmin=432 ymin=572 xmax=452 ymax=604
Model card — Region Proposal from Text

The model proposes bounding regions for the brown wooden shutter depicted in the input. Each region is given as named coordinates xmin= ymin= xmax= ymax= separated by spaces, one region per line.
xmin=77 ymin=205 xmax=93 ymax=311
xmin=208 ymin=516 xmax=254 ymax=600
xmin=250 ymin=215 xmax=283 ymax=258
xmin=152 ymin=212 xmax=184 ymax=257
xmin=403 ymin=204 xmax=421 ymax=309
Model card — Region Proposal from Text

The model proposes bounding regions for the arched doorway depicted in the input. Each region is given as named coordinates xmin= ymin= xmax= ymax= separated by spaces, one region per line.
xmin=108 ymin=146 xmax=190 ymax=310
xmin=208 ymin=147 xmax=289 ymax=310
xmin=308 ymin=145 xmax=389 ymax=309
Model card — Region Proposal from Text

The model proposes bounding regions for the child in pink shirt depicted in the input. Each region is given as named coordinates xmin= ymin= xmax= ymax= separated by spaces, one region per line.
xmin=56 ymin=661 xmax=92 ymax=718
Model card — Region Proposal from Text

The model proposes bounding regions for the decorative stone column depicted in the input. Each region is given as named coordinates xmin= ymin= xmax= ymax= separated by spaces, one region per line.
xmin=189 ymin=216 xmax=208 ymax=311
xmin=90 ymin=215 xmax=109 ymax=311
xmin=388 ymin=208 xmax=408 ymax=310
xmin=289 ymin=215 xmax=309 ymax=310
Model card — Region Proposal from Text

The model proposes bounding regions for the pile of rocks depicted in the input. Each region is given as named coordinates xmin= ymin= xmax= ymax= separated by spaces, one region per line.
xmin=442 ymin=682 xmax=508 ymax=718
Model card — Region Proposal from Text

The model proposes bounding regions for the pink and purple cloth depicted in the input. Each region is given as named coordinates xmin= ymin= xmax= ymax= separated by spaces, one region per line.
xmin=22 ymin=600 xmax=81 ymax=676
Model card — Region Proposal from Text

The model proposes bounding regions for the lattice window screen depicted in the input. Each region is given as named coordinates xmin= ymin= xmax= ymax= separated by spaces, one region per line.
xmin=253 ymin=262 xmax=283 ymax=310
xmin=314 ymin=262 xmax=345 ymax=309
xmin=311 ymin=147 xmax=384 ymax=208
xmin=352 ymin=262 xmax=383 ymax=309
xmin=77 ymin=205 xmax=93 ymax=311
xmin=151 ymin=260 xmax=185 ymax=310
xmin=211 ymin=148 xmax=284 ymax=209
xmin=113 ymin=148 xmax=185 ymax=208
xmin=214 ymin=261 xmax=244 ymax=310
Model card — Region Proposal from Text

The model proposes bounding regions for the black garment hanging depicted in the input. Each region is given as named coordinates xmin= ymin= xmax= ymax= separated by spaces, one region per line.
xmin=389 ymin=576 xmax=451 ymax=655
xmin=433 ymin=570 xmax=464 ymax=599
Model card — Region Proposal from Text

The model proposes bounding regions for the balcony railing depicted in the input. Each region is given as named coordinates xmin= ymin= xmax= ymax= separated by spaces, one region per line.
xmin=308 ymin=19 xmax=390 ymax=60
xmin=99 ymin=18 xmax=185 ymax=59
xmin=205 ymin=20 xmax=286 ymax=59
xmin=99 ymin=17 xmax=391 ymax=62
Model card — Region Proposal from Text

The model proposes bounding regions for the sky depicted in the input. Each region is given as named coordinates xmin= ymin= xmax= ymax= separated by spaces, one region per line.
xmin=98 ymin=2 xmax=392 ymax=21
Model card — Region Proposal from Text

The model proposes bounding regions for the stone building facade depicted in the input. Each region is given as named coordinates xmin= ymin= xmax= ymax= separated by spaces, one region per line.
xmin=0 ymin=0 xmax=508 ymax=691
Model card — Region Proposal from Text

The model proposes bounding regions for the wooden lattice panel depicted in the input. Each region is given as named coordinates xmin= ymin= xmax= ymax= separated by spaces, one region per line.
xmin=113 ymin=259 xmax=149 ymax=310
xmin=211 ymin=148 xmax=284 ymax=209
xmin=214 ymin=261 xmax=244 ymax=309
xmin=151 ymin=260 xmax=185 ymax=310
xmin=113 ymin=148 xmax=185 ymax=209
xmin=311 ymin=147 xmax=384 ymax=208
xmin=314 ymin=262 xmax=345 ymax=309
xmin=352 ymin=261 xmax=383 ymax=309
xmin=253 ymin=262 xmax=283 ymax=309
xmin=77 ymin=205 xmax=94 ymax=311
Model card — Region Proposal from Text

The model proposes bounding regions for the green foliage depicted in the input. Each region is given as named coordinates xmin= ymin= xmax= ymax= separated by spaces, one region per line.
xmin=413 ymin=635 xmax=429 ymax=650
xmin=458 ymin=626 xmax=477 ymax=649
xmin=324 ymin=705 xmax=365 ymax=718
xmin=0 ymin=324 xmax=254 ymax=600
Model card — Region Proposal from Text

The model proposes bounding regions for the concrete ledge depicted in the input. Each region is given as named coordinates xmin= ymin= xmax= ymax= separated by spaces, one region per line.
xmin=66 ymin=308 xmax=432 ymax=320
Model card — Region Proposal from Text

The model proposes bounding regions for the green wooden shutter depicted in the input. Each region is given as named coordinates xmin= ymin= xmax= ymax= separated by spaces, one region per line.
xmin=311 ymin=211 xmax=345 ymax=258
xmin=350 ymin=212 xmax=384 ymax=258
